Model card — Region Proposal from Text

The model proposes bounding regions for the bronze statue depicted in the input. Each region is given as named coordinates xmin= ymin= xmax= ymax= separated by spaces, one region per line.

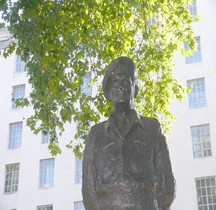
xmin=82 ymin=57 xmax=175 ymax=210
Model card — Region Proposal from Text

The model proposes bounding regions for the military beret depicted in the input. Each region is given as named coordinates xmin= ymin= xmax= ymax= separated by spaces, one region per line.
xmin=102 ymin=56 xmax=138 ymax=100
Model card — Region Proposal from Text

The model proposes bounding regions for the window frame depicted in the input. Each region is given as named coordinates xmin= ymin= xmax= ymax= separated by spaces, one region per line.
xmin=41 ymin=132 xmax=50 ymax=144
xmin=195 ymin=176 xmax=216 ymax=210
xmin=12 ymin=84 xmax=25 ymax=109
xmin=39 ymin=158 xmax=55 ymax=189
xmin=4 ymin=163 xmax=20 ymax=194
xmin=187 ymin=78 xmax=207 ymax=109
xmin=8 ymin=122 xmax=23 ymax=149
xmin=74 ymin=201 xmax=85 ymax=210
xmin=37 ymin=205 xmax=53 ymax=210
xmin=188 ymin=0 xmax=197 ymax=17
xmin=15 ymin=55 xmax=25 ymax=73
xmin=185 ymin=36 xmax=202 ymax=64
xmin=75 ymin=157 xmax=82 ymax=184
xmin=82 ymin=73 xmax=92 ymax=96
xmin=191 ymin=124 xmax=212 ymax=158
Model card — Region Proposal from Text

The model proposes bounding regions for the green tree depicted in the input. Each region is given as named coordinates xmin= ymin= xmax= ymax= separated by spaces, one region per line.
xmin=0 ymin=0 xmax=198 ymax=157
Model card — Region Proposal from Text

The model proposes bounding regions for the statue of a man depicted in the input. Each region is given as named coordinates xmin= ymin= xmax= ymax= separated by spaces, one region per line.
xmin=82 ymin=57 xmax=175 ymax=210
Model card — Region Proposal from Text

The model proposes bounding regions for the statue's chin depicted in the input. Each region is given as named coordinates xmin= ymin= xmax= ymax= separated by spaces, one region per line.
xmin=114 ymin=102 xmax=133 ymax=112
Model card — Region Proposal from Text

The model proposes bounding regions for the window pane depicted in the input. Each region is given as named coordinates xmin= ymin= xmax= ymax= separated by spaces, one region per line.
xmin=188 ymin=0 xmax=197 ymax=17
xmin=42 ymin=132 xmax=50 ymax=144
xmin=185 ymin=36 xmax=201 ymax=64
xmin=4 ymin=163 xmax=20 ymax=193
xmin=37 ymin=205 xmax=53 ymax=210
xmin=74 ymin=201 xmax=85 ymax=210
xmin=12 ymin=84 xmax=25 ymax=109
xmin=75 ymin=157 xmax=82 ymax=184
xmin=191 ymin=124 xmax=212 ymax=158
xmin=196 ymin=177 xmax=216 ymax=210
xmin=9 ymin=122 xmax=23 ymax=149
xmin=82 ymin=73 xmax=92 ymax=96
xmin=16 ymin=55 xmax=25 ymax=72
xmin=39 ymin=159 xmax=55 ymax=188
xmin=187 ymin=78 xmax=206 ymax=109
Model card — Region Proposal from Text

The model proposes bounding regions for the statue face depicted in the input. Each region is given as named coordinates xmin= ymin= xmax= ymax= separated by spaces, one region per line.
xmin=109 ymin=72 xmax=137 ymax=106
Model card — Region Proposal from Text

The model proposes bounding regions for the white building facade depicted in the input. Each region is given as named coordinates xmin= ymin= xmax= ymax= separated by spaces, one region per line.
xmin=0 ymin=55 xmax=85 ymax=209
xmin=169 ymin=0 xmax=216 ymax=210
xmin=0 ymin=0 xmax=215 ymax=209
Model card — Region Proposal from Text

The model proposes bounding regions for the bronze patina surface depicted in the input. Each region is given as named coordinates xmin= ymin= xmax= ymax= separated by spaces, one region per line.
xmin=82 ymin=57 xmax=175 ymax=210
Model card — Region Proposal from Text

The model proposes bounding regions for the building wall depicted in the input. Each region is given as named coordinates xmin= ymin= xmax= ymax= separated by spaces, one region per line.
xmin=0 ymin=0 xmax=215 ymax=209
xmin=169 ymin=0 xmax=216 ymax=209
xmin=0 ymin=54 xmax=83 ymax=209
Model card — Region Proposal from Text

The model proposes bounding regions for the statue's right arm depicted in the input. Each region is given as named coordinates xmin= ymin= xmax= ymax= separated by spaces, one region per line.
xmin=82 ymin=129 xmax=98 ymax=210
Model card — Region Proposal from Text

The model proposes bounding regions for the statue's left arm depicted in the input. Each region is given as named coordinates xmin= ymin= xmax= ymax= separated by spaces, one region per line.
xmin=82 ymin=128 xmax=98 ymax=210
xmin=154 ymin=120 xmax=175 ymax=210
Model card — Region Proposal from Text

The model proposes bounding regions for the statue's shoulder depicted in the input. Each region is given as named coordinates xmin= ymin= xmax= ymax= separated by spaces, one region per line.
xmin=89 ymin=121 xmax=107 ymax=135
xmin=85 ymin=121 xmax=107 ymax=148
xmin=139 ymin=115 xmax=160 ymax=130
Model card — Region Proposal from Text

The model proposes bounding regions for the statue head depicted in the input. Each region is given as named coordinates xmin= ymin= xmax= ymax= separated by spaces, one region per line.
xmin=102 ymin=57 xmax=138 ymax=107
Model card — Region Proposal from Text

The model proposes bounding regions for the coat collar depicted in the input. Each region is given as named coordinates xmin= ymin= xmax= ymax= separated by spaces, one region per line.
xmin=105 ymin=109 xmax=145 ymax=138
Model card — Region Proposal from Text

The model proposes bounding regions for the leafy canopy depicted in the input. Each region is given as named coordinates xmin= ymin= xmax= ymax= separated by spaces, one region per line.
xmin=0 ymin=0 xmax=198 ymax=157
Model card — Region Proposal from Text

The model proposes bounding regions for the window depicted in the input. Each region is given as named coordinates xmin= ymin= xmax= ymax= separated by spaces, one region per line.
xmin=37 ymin=205 xmax=53 ymax=210
xmin=42 ymin=133 xmax=50 ymax=144
xmin=12 ymin=84 xmax=25 ymax=109
xmin=82 ymin=73 xmax=92 ymax=96
xmin=16 ymin=55 xmax=25 ymax=72
xmin=39 ymin=159 xmax=55 ymax=189
xmin=74 ymin=201 xmax=85 ymax=210
xmin=8 ymin=122 xmax=23 ymax=149
xmin=187 ymin=78 xmax=206 ymax=109
xmin=196 ymin=177 xmax=216 ymax=210
xmin=185 ymin=37 xmax=202 ymax=64
xmin=4 ymin=163 xmax=20 ymax=193
xmin=191 ymin=124 xmax=212 ymax=158
xmin=188 ymin=0 xmax=197 ymax=17
xmin=75 ymin=157 xmax=82 ymax=184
